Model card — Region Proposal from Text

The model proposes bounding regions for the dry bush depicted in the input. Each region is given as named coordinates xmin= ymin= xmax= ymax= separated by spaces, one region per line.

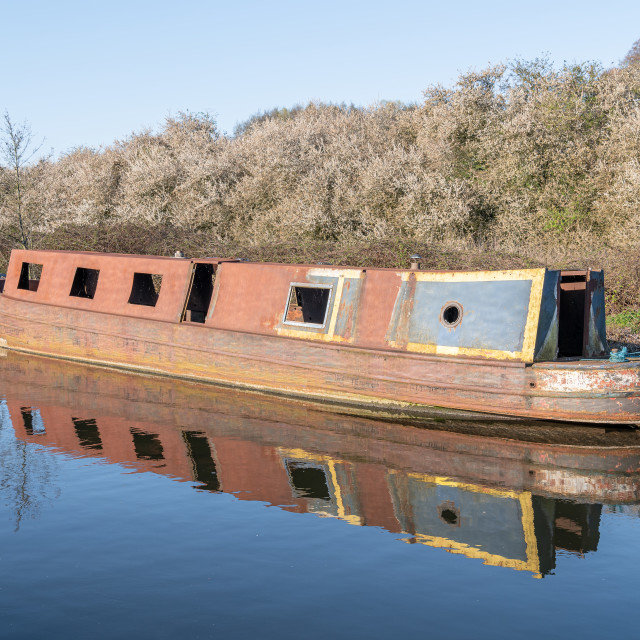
xmin=2 ymin=59 xmax=640 ymax=318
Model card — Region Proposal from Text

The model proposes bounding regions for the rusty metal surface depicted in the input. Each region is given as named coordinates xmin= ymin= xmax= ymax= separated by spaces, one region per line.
xmin=1 ymin=249 xmax=639 ymax=424
xmin=3 ymin=351 xmax=640 ymax=504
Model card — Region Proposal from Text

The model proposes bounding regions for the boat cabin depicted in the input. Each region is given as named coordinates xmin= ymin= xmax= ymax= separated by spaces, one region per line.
xmin=0 ymin=249 xmax=607 ymax=363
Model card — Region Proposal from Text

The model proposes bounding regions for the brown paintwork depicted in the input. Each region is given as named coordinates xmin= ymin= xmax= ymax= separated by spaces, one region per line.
xmin=1 ymin=249 xmax=639 ymax=424
xmin=3 ymin=351 xmax=639 ymax=509
xmin=355 ymin=270 xmax=402 ymax=347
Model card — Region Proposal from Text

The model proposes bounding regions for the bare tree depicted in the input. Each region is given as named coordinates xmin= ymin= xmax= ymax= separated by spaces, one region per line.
xmin=0 ymin=401 xmax=60 ymax=531
xmin=0 ymin=112 xmax=46 ymax=251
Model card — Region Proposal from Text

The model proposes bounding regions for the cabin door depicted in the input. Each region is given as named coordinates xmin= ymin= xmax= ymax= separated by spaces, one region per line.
xmin=557 ymin=270 xmax=589 ymax=358
xmin=181 ymin=263 xmax=215 ymax=323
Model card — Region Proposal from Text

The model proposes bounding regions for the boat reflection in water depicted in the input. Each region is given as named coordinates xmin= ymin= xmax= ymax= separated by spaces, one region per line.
xmin=2 ymin=351 xmax=639 ymax=579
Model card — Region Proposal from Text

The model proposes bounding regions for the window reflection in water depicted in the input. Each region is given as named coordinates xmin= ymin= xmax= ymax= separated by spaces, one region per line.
xmin=72 ymin=417 xmax=103 ymax=450
xmin=285 ymin=460 xmax=331 ymax=500
xmin=130 ymin=428 xmax=165 ymax=461
xmin=182 ymin=431 xmax=219 ymax=492
xmin=5 ymin=390 xmax=627 ymax=579
xmin=21 ymin=407 xmax=45 ymax=435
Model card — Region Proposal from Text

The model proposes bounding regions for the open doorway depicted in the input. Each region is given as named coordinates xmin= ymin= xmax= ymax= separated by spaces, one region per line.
xmin=182 ymin=263 xmax=215 ymax=323
xmin=557 ymin=271 xmax=588 ymax=358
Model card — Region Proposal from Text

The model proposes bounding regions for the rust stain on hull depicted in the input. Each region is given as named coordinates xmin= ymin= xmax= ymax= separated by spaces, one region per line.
xmin=1 ymin=296 xmax=639 ymax=424
xmin=4 ymin=351 xmax=640 ymax=504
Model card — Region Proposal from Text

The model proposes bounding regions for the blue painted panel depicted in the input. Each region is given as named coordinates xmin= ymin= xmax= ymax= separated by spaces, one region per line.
xmin=333 ymin=277 xmax=363 ymax=338
xmin=404 ymin=480 xmax=528 ymax=561
xmin=588 ymin=270 xmax=607 ymax=356
xmin=534 ymin=271 xmax=559 ymax=360
xmin=408 ymin=280 xmax=532 ymax=352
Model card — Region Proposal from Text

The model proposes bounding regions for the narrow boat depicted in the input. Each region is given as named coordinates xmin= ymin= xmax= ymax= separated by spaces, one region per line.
xmin=0 ymin=248 xmax=638 ymax=424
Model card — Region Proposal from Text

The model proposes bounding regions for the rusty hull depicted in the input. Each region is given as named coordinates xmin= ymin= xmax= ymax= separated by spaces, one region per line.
xmin=1 ymin=249 xmax=639 ymax=424
xmin=3 ymin=351 xmax=640 ymax=505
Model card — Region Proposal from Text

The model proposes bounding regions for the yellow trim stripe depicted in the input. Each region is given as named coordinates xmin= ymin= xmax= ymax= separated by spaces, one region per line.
xmin=400 ymin=269 xmax=545 ymax=283
xmin=275 ymin=328 xmax=349 ymax=343
xmin=401 ymin=342 xmax=523 ymax=360
xmin=521 ymin=271 xmax=546 ymax=363
xmin=327 ymin=275 xmax=345 ymax=338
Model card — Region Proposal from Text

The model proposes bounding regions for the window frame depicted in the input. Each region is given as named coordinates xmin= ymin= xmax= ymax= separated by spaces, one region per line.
xmin=282 ymin=282 xmax=333 ymax=329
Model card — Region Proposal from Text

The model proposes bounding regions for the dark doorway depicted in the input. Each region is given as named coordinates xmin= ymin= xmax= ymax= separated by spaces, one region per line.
xmin=183 ymin=264 xmax=215 ymax=323
xmin=558 ymin=272 xmax=587 ymax=358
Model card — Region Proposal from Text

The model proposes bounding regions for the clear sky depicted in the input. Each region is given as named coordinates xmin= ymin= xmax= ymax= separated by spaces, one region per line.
xmin=1 ymin=0 xmax=639 ymax=156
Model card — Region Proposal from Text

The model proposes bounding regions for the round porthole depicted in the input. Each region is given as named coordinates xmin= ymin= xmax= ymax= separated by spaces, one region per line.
xmin=440 ymin=301 xmax=463 ymax=328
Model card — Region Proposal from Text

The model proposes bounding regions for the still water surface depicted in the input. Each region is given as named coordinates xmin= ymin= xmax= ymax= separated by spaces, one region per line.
xmin=1 ymin=351 xmax=639 ymax=639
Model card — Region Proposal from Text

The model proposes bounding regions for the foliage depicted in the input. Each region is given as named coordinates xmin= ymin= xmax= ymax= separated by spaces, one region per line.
xmin=608 ymin=310 xmax=640 ymax=333
xmin=0 ymin=112 xmax=49 ymax=251
xmin=2 ymin=56 xmax=640 ymax=319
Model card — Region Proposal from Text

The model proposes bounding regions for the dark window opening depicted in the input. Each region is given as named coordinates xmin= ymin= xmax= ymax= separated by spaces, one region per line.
xmin=285 ymin=460 xmax=331 ymax=500
xmin=70 ymin=267 xmax=100 ymax=299
xmin=183 ymin=431 xmax=220 ymax=491
xmin=73 ymin=417 xmax=103 ymax=450
xmin=183 ymin=264 xmax=215 ymax=323
xmin=558 ymin=272 xmax=587 ymax=358
xmin=17 ymin=262 xmax=43 ymax=292
xmin=284 ymin=285 xmax=331 ymax=325
xmin=128 ymin=272 xmax=163 ymax=307
xmin=131 ymin=428 xmax=164 ymax=460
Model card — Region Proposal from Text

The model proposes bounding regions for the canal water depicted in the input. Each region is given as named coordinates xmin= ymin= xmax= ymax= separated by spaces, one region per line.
xmin=1 ymin=351 xmax=639 ymax=639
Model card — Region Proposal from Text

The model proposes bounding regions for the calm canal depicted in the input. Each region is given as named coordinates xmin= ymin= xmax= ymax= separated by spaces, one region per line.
xmin=1 ymin=350 xmax=639 ymax=639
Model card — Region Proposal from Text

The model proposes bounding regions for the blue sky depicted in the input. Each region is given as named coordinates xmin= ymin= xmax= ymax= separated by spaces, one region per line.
xmin=1 ymin=0 xmax=639 ymax=156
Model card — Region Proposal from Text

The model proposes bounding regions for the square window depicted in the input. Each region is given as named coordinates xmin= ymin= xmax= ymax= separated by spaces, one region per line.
xmin=128 ymin=272 xmax=163 ymax=307
xmin=17 ymin=262 xmax=43 ymax=292
xmin=69 ymin=267 xmax=100 ymax=299
xmin=283 ymin=284 xmax=331 ymax=327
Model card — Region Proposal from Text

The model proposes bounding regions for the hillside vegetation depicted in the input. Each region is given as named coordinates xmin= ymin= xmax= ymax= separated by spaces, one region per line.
xmin=1 ymin=58 xmax=640 ymax=334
